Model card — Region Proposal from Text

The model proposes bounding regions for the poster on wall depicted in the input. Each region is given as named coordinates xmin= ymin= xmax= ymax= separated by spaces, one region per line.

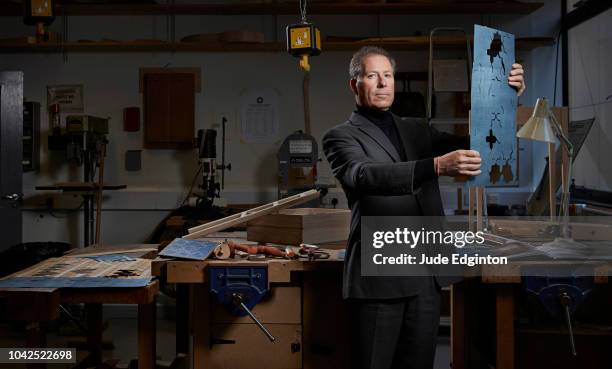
xmin=47 ymin=84 xmax=84 ymax=113
xmin=240 ymin=88 xmax=280 ymax=144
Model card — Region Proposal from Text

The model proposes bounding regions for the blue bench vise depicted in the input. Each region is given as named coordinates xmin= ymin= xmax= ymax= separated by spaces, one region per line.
xmin=524 ymin=272 xmax=593 ymax=356
xmin=209 ymin=266 xmax=275 ymax=342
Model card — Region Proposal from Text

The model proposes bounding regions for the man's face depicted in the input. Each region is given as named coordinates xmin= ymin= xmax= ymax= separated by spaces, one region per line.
xmin=350 ymin=54 xmax=395 ymax=110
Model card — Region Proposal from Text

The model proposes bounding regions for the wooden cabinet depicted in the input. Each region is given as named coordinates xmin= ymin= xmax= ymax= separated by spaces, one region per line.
xmin=143 ymin=72 xmax=195 ymax=149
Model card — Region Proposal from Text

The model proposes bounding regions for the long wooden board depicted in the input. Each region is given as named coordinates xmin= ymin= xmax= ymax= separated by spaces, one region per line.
xmin=185 ymin=189 xmax=319 ymax=239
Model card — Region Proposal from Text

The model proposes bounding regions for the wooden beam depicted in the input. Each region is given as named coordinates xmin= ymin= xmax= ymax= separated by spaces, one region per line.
xmin=192 ymin=284 xmax=211 ymax=369
xmin=0 ymin=2 xmax=544 ymax=16
xmin=0 ymin=288 xmax=60 ymax=321
xmin=138 ymin=299 xmax=157 ymax=369
xmin=496 ymin=285 xmax=515 ymax=369
xmin=185 ymin=189 xmax=319 ymax=239
xmin=0 ymin=37 xmax=555 ymax=53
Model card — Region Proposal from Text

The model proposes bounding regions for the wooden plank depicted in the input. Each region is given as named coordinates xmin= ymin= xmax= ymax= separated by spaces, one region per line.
xmin=4 ymin=257 xmax=153 ymax=285
xmin=139 ymin=67 xmax=201 ymax=93
xmin=192 ymin=284 xmax=211 ymax=369
xmin=164 ymin=254 xmax=346 ymax=284
xmin=186 ymin=189 xmax=320 ymax=239
xmin=209 ymin=323 xmax=302 ymax=368
xmin=481 ymin=264 xmax=522 ymax=284
xmin=151 ymin=257 xmax=168 ymax=277
xmin=60 ymin=281 xmax=159 ymax=304
xmin=268 ymin=261 xmax=292 ymax=283
xmin=496 ymin=285 xmax=515 ymax=369
xmin=488 ymin=219 xmax=612 ymax=241
xmin=0 ymin=288 xmax=60 ymax=321
xmin=483 ymin=261 xmax=612 ymax=284
xmin=167 ymin=261 xmax=207 ymax=283
xmin=138 ymin=298 xmax=157 ymax=369
xmin=176 ymin=284 xmax=190 ymax=355
xmin=187 ymin=189 xmax=319 ymax=234
xmin=65 ymin=244 xmax=159 ymax=258
xmin=0 ymin=38 xmax=555 ymax=53
xmin=86 ymin=303 xmax=103 ymax=365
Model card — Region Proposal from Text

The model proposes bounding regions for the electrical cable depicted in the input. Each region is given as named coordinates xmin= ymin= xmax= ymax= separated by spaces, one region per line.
xmin=180 ymin=164 xmax=203 ymax=207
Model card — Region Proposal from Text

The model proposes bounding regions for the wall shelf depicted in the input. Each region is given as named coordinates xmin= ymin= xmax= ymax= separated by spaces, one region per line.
xmin=0 ymin=1 xmax=544 ymax=16
xmin=0 ymin=36 xmax=554 ymax=53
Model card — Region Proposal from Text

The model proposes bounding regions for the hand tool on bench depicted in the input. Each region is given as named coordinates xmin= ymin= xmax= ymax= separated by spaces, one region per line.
xmin=298 ymin=243 xmax=330 ymax=260
xmin=225 ymin=240 xmax=295 ymax=259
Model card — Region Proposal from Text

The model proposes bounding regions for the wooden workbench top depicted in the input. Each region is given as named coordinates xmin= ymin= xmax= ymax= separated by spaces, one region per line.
xmin=152 ymin=248 xmax=344 ymax=284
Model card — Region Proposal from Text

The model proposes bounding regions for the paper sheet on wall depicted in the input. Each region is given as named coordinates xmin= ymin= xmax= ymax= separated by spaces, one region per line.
xmin=47 ymin=85 xmax=84 ymax=113
xmin=468 ymin=25 xmax=518 ymax=187
xmin=240 ymin=88 xmax=279 ymax=144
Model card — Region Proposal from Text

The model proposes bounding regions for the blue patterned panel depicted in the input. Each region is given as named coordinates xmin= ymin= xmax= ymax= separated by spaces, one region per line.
xmin=159 ymin=238 xmax=218 ymax=261
xmin=468 ymin=25 xmax=518 ymax=187
xmin=0 ymin=277 xmax=151 ymax=288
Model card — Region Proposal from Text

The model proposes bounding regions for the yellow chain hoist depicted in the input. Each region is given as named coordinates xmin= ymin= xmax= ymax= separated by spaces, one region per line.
xmin=285 ymin=0 xmax=321 ymax=72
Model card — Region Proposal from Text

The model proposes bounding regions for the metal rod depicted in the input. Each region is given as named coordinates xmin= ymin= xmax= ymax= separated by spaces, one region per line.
xmin=95 ymin=142 xmax=106 ymax=245
xmin=59 ymin=304 xmax=88 ymax=334
xmin=562 ymin=298 xmax=577 ymax=356
xmin=548 ymin=108 xmax=574 ymax=237
xmin=221 ymin=117 xmax=226 ymax=189
xmin=239 ymin=302 xmax=275 ymax=342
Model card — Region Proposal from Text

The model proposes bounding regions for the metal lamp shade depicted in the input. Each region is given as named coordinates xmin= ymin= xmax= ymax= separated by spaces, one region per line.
xmin=516 ymin=98 xmax=558 ymax=144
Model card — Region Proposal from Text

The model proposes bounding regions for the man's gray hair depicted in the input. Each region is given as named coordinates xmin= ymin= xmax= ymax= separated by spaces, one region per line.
xmin=349 ymin=46 xmax=396 ymax=80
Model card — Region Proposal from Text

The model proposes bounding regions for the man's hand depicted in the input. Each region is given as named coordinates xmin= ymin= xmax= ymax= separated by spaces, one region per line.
xmin=509 ymin=63 xmax=526 ymax=96
xmin=434 ymin=150 xmax=481 ymax=177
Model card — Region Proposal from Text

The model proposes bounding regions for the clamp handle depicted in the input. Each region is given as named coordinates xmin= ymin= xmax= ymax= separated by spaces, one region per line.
xmin=232 ymin=293 xmax=276 ymax=342
xmin=560 ymin=292 xmax=577 ymax=356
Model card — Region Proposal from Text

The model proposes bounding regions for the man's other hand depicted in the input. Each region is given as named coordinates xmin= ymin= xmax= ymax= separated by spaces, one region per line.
xmin=434 ymin=150 xmax=482 ymax=177
xmin=509 ymin=63 xmax=526 ymax=96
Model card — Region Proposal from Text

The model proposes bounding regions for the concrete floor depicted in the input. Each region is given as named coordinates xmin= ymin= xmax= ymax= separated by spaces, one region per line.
xmin=0 ymin=302 xmax=452 ymax=369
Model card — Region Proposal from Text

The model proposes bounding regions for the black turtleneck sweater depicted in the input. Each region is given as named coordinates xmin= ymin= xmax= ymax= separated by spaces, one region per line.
xmin=356 ymin=105 xmax=407 ymax=161
xmin=356 ymin=105 xmax=436 ymax=191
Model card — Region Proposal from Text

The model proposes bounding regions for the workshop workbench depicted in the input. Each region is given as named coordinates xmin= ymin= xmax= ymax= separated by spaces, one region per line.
xmin=0 ymin=282 xmax=158 ymax=369
xmin=0 ymin=244 xmax=160 ymax=369
xmin=154 ymin=237 xmax=612 ymax=369
xmin=452 ymin=261 xmax=612 ymax=369
xmin=152 ymin=248 xmax=348 ymax=369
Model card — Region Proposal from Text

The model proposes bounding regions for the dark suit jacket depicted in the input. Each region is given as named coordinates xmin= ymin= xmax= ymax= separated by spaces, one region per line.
xmin=323 ymin=111 xmax=468 ymax=299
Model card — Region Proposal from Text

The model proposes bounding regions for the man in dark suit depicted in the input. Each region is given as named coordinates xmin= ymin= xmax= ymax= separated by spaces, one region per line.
xmin=322 ymin=46 xmax=525 ymax=369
